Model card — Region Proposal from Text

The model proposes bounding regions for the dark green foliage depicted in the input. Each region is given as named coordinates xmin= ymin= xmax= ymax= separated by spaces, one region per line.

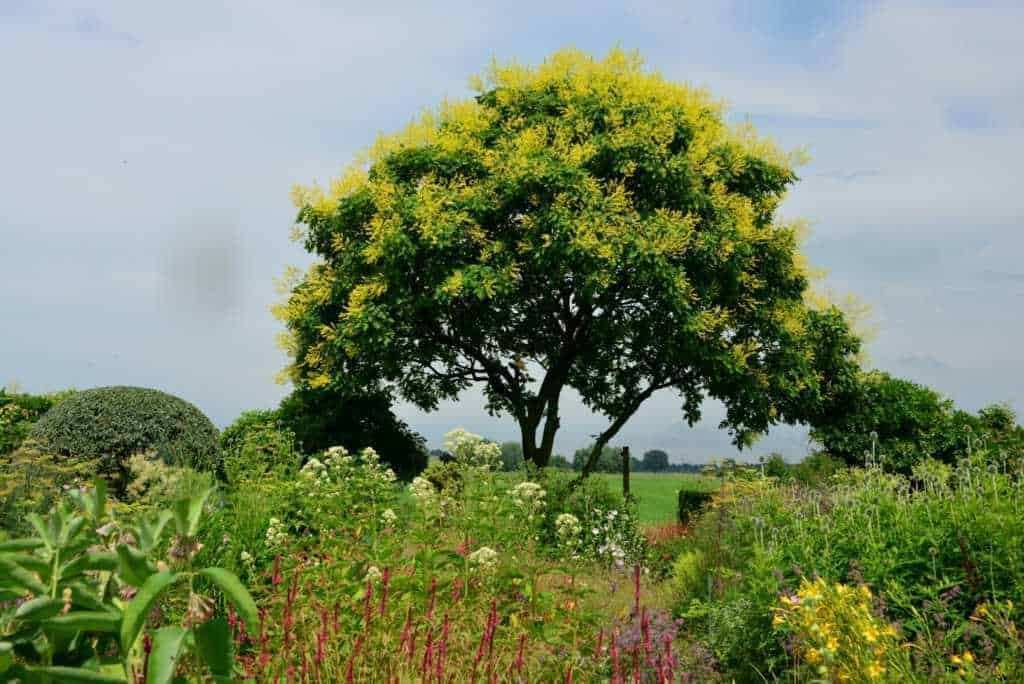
xmin=811 ymin=371 xmax=1023 ymax=473
xmin=549 ymin=454 xmax=572 ymax=469
xmin=642 ymin=449 xmax=670 ymax=472
xmin=29 ymin=386 xmax=220 ymax=488
xmin=677 ymin=488 xmax=714 ymax=524
xmin=277 ymin=386 xmax=428 ymax=481
xmin=220 ymin=410 xmax=300 ymax=484
xmin=499 ymin=441 xmax=524 ymax=471
xmin=761 ymin=453 xmax=789 ymax=479
xmin=791 ymin=451 xmax=845 ymax=486
xmin=572 ymin=443 xmax=622 ymax=473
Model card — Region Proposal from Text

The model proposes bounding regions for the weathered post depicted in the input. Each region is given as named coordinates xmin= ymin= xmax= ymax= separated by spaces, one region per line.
xmin=622 ymin=446 xmax=631 ymax=500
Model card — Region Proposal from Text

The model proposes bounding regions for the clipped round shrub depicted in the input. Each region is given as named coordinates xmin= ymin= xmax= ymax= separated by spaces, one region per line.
xmin=30 ymin=386 xmax=220 ymax=482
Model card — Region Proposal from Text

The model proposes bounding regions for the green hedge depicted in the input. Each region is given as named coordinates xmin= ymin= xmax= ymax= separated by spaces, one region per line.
xmin=677 ymin=488 xmax=714 ymax=525
xmin=30 ymin=386 xmax=220 ymax=481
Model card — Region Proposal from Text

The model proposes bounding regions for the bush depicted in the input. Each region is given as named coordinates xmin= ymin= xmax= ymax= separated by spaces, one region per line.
xmin=677 ymin=488 xmax=714 ymax=524
xmin=30 ymin=386 xmax=220 ymax=489
xmin=674 ymin=449 xmax=1024 ymax=680
xmin=220 ymin=409 xmax=301 ymax=485
xmin=0 ymin=441 xmax=100 ymax=533
xmin=0 ymin=389 xmax=75 ymax=455
xmin=277 ymin=387 xmax=428 ymax=480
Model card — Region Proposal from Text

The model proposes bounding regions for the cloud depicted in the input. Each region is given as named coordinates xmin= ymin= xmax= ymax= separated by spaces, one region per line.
xmin=2 ymin=1 xmax=1022 ymax=460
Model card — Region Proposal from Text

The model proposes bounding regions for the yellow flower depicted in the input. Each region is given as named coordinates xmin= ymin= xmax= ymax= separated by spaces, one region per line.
xmin=772 ymin=614 xmax=785 ymax=627
xmin=806 ymin=648 xmax=822 ymax=664
xmin=950 ymin=654 xmax=962 ymax=665
xmin=962 ymin=651 xmax=974 ymax=664
xmin=865 ymin=661 xmax=885 ymax=679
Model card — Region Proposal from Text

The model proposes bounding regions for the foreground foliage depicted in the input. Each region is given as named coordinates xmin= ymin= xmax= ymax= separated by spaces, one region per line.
xmin=0 ymin=481 xmax=256 ymax=683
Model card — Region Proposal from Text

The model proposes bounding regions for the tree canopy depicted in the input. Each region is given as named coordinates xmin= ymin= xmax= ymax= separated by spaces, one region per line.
xmin=276 ymin=48 xmax=861 ymax=470
xmin=642 ymin=449 xmax=670 ymax=471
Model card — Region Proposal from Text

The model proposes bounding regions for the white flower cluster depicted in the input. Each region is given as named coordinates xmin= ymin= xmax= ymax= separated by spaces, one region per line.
xmin=555 ymin=512 xmax=582 ymax=541
xmin=509 ymin=481 xmax=546 ymax=523
xmin=510 ymin=481 xmax=546 ymax=506
xmin=380 ymin=508 xmax=398 ymax=527
xmin=365 ymin=565 xmax=383 ymax=584
xmin=468 ymin=546 xmax=499 ymax=571
xmin=443 ymin=428 xmax=501 ymax=469
xmin=265 ymin=517 xmax=288 ymax=549
xmin=301 ymin=446 xmax=397 ymax=485
xmin=409 ymin=476 xmax=437 ymax=505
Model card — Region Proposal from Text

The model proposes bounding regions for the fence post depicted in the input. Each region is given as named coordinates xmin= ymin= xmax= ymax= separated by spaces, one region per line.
xmin=622 ymin=446 xmax=631 ymax=500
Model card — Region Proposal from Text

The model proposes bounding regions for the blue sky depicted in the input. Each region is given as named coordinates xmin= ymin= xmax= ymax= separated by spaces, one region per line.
xmin=2 ymin=1 xmax=1022 ymax=462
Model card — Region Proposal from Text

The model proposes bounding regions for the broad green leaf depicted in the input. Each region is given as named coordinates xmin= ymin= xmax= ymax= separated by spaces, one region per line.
xmin=194 ymin=617 xmax=232 ymax=676
xmin=173 ymin=487 xmax=214 ymax=538
xmin=0 ymin=538 xmax=44 ymax=552
xmin=146 ymin=626 xmax=188 ymax=684
xmin=14 ymin=597 xmax=64 ymax=621
xmin=44 ymin=610 xmax=121 ymax=633
xmin=137 ymin=511 xmax=173 ymax=553
xmin=26 ymin=514 xmax=54 ymax=550
xmin=0 ymin=558 xmax=47 ymax=595
xmin=27 ymin=665 xmax=126 ymax=683
xmin=198 ymin=568 xmax=258 ymax=633
xmin=68 ymin=582 xmax=109 ymax=611
xmin=62 ymin=551 xmax=119 ymax=579
xmin=0 ymin=641 xmax=12 ymax=673
xmin=90 ymin=478 xmax=108 ymax=520
xmin=116 ymin=545 xmax=156 ymax=587
xmin=60 ymin=515 xmax=88 ymax=546
xmin=121 ymin=571 xmax=179 ymax=653
xmin=1 ymin=553 xmax=50 ymax=576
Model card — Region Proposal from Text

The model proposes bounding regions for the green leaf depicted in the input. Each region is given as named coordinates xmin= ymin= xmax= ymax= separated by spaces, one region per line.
xmin=136 ymin=511 xmax=173 ymax=553
xmin=198 ymin=568 xmax=258 ymax=634
xmin=146 ymin=626 xmax=188 ymax=684
xmin=194 ymin=617 xmax=232 ymax=676
xmin=44 ymin=610 xmax=121 ymax=633
xmin=62 ymin=551 xmax=119 ymax=579
xmin=173 ymin=487 xmax=214 ymax=538
xmin=26 ymin=514 xmax=54 ymax=550
xmin=60 ymin=515 xmax=88 ymax=546
xmin=0 ymin=558 xmax=47 ymax=595
xmin=121 ymin=571 xmax=179 ymax=654
xmin=90 ymin=478 xmax=108 ymax=520
xmin=27 ymin=665 xmax=126 ymax=683
xmin=1 ymin=553 xmax=51 ymax=576
xmin=116 ymin=545 xmax=157 ymax=587
xmin=14 ymin=597 xmax=64 ymax=622
xmin=0 ymin=538 xmax=44 ymax=552
xmin=0 ymin=641 xmax=12 ymax=673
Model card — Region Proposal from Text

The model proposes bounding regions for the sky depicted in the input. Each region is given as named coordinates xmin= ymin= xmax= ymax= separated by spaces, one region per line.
xmin=2 ymin=1 xmax=1022 ymax=463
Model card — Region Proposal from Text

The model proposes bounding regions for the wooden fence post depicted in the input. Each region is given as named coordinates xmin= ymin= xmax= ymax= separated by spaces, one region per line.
xmin=622 ymin=446 xmax=631 ymax=500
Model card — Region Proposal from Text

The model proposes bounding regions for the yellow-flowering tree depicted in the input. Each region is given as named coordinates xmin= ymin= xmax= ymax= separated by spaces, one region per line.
xmin=277 ymin=48 xmax=861 ymax=470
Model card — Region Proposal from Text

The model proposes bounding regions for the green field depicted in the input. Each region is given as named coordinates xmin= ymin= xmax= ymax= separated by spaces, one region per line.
xmin=596 ymin=472 xmax=720 ymax=525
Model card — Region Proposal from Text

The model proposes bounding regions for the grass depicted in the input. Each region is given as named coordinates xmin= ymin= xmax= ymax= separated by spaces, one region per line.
xmin=596 ymin=471 xmax=720 ymax=525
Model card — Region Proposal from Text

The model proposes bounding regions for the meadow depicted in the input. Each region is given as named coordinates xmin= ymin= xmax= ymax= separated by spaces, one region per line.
xmin=595 ymin=472 xmax=720 ymax=525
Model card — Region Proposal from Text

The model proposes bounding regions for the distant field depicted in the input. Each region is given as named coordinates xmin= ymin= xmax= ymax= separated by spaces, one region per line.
xmin=596 ymin=472 xmax=720 ymax=525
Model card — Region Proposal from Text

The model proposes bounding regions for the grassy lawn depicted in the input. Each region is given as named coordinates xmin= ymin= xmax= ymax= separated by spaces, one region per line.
xmin=596 ymin=472 xmax=720 ymax=525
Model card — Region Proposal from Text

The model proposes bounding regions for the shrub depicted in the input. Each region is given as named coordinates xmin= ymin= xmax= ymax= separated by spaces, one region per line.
xmin=421 ymin=459 xmax=464 ymax=497
xmin=30 ymin=386 xmax=220 ymax=488
xmin=220 ymin=410 xmax=301 ymax=485
xmin=675 ymin=449 xmax=1024 ymax=680
xmin=0 ymin=389 xmax=75 ymax=455
xmin=677 ymin=488 xmax=714 ymax=524
xmin=0 ymin=441 xmax=99 ymax=533
xmin=277 ymin=387 xmax=427 ymax=480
